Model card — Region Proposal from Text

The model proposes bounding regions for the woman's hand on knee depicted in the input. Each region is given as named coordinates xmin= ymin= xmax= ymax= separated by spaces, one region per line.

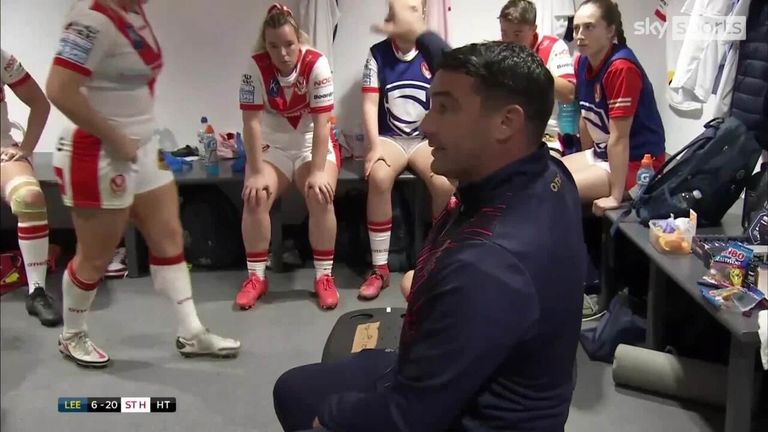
xmin=304 ymin=170 xmax=335 ymax=205
xmin=243 ymin=171 xmax=272 ymax=207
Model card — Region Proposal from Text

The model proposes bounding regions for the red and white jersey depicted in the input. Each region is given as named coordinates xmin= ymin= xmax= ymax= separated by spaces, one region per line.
xmin=1 ymin=49 xmax=32 ymax=147
xmin=239 ymin=48 xmax=334 ymax=149
xmin=532 ymin=33 xmax=575 ymax=135
xmin=52 ymin=0 xmax=163 ymax=139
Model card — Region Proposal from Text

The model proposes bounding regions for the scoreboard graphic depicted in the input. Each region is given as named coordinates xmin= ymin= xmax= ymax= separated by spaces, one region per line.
xmin=58 ymin=397 xmax=176 ymax=413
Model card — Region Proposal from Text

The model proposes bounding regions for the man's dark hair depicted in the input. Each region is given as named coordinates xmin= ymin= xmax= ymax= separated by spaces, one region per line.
xmin=437 ymin=42 xmax=554 ymax=145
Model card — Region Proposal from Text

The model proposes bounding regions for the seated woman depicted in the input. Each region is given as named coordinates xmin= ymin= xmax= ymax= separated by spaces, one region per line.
xmin=237 ymin=4 xmax=341 ymax=310
xmin=562 ymin=0 xmax=666 ymax=216
xmin=357 ymin=0 xmax=455 ymax=300
xmin=1 ymin=48 xmax=58 ymax=326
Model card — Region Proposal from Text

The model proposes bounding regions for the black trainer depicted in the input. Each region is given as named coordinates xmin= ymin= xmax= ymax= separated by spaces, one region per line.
xmin=26 ymin=286 xmax=62 ymax=327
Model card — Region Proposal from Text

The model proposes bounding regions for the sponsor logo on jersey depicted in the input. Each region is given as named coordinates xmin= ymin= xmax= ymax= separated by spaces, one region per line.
xmin=363 ymin=57 xmax=376 ymax=86
xmin=240 ymin=74 xmax=256 ymax=104
xmin=63 ymin=21 xmax=99 ymax=42
xmin=240 ymin=85 xmax=255 ymax=104
xmin=313 ymin=76 xmax=332 ymax=89
xmin=421 ymin=62 xmax=432 ymax=79
xmin=313 ymin=92 xmax=332 ymax=101
xmin=57 ymin=22 xmax=99 ymax=66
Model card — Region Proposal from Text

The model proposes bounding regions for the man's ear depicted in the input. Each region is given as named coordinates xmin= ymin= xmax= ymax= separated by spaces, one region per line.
xmin=492 ymin=104 xmax=525 ymax=142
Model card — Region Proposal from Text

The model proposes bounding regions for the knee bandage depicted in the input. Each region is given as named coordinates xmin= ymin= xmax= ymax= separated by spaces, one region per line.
xmin=4 ymin=176 xmax=46 ymax=217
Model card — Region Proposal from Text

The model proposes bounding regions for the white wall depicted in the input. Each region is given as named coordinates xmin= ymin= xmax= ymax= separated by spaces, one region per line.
xmin=619 ymin=0 xmax=721 ymax=154
xmin=0 ymin=0 xmax=299 ymax=151
xmin=1 ymin=0 xmax=719 ymax=154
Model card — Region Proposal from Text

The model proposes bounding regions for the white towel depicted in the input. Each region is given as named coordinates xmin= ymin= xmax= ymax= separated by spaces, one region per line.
xmin=760 ymin=309 xmax=768 ymax=370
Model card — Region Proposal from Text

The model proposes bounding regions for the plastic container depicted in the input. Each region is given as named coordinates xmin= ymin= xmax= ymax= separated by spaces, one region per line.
xmin=649 ymin=211 xmax=697 ymax=255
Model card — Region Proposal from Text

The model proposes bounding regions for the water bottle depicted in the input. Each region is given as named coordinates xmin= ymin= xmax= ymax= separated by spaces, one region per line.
xmin=631 ymin=154 xmax=655 ymax=199
xmin=198 ymin=116 xmax=217 ymax=166
xmin=557 ymin=101 xmax=580 ymax=135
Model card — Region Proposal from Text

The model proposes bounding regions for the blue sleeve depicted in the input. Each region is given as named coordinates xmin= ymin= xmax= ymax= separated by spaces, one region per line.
xmin=318 ymin=241 xmax=540 ymax=432
xmin=415 ymin=31 xmax=452 ymax=73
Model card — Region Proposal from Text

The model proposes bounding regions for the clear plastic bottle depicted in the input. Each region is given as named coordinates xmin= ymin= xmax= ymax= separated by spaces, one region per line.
xmin=557 ymin=101 xmax=580 ymax=135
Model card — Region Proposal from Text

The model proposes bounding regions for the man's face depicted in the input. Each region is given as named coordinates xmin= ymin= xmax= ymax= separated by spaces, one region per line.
xmin=500 ymin=21 xmax=536 ymax=47
xmin=421 ymin=71 xmax=490 ymax=182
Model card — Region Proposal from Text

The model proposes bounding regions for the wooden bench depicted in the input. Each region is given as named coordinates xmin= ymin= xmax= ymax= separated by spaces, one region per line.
xmin=1 ymin=153 xmax=425 ymax=277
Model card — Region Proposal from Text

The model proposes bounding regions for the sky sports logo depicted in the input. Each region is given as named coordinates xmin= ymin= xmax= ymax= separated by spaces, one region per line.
xmin=633 ymin=15 xmax=746 ymax=40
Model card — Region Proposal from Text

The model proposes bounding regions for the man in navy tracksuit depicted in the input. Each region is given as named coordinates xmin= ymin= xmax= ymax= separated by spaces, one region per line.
xmin=273 ymin=1 xmax=586 ymax=430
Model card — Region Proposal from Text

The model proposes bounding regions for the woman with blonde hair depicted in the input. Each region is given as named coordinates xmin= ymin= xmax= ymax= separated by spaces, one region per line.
xmin=237 ymin=3 xmax=340 ymax=310
xmin=47 ymin=0 xmax=240 ymax=367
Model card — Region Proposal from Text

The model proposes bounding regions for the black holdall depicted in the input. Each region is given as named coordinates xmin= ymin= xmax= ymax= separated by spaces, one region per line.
xmin=621 ymin=117 xmax=763 ymax=228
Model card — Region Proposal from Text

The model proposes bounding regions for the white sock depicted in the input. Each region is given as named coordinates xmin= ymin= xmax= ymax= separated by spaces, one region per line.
xmin=62 ymin=261 xmax=98 ymax=335
xmin=313 ymin=249 xmax=334 ymax=279
xmin=18 ymin=221 xmax=49 ymax=294
xmin=367 ymin=219 xmax=392 ymax=267
xmin=149 ymin=254 xmax=205 ymax=339
xmin=246 ymin=251 xmax=268 ymax=278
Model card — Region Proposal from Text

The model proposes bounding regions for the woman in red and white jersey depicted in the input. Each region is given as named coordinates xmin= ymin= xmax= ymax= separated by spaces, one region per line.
xmin=236 ymin=4 xmax=341 ymax=311
xmin=1 ymin=48 xmax=58 ymax=327
xmin=47 ymin=0 xmax=240 ymax=368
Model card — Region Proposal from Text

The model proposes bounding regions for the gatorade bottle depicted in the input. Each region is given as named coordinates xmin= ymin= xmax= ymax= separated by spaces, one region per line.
xmin=632 ymin=154 xmax=655 ymax=199
xmin=198 ymin=117 xmax=217 ymax=166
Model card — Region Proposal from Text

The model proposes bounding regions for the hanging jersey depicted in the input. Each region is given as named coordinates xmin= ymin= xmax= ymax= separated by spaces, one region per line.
xmin=576 ymin=45 xmax=665 ymax=161
xmin=52 ymin=0 xmax=163 ymax=139
xmin=1 ymin=49 xmax=32 ymax=147
xmin=532 ymin=33 xmax=575 ymax=136
xmin=362 ymin=39 xmax=432 ymax=138
xmin=239 ymin=48 xmax=334 ymax=149
xmin=667 ymin=0 xmax=745 ymax=111
xmin=535 ymin=0 xmax=576 ymax=40
xmin=299 ymin=0 xmax=341 ymax=71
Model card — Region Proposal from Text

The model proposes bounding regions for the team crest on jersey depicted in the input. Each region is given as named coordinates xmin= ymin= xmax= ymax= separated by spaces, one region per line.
xmin=3 ymin=56 xmax=18 ymax=73
xmin=110 ymin=174 xmax=126 ymax=196
xmin=268 ymin=78 xmax=280 ymax=98
xmin=421 ymin=62 xmax=431 ymax=79
xmin=295 ymin=77 xmax=307 ymax=95
xmin=594 ymin=83 xmax=602 ymax=102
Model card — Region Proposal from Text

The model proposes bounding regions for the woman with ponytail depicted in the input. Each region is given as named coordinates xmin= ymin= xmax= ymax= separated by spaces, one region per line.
xmin=237 ymin=4 xmax=341 ymax=310
xmin=563 ymin=0 xmax=666 ymax=216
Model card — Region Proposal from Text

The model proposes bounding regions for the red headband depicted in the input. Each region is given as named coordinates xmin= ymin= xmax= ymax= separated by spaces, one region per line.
xmin=267 ymin=3 xmax=293 ymax=17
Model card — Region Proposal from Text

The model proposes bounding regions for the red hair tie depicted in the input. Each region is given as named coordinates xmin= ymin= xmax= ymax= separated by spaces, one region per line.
xmin=267 ymin=3 xmax=293 ymax=17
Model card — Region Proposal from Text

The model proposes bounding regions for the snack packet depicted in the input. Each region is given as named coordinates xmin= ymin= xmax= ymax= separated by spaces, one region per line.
xmin=701 ymin=242 xmax=754 ymax=289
